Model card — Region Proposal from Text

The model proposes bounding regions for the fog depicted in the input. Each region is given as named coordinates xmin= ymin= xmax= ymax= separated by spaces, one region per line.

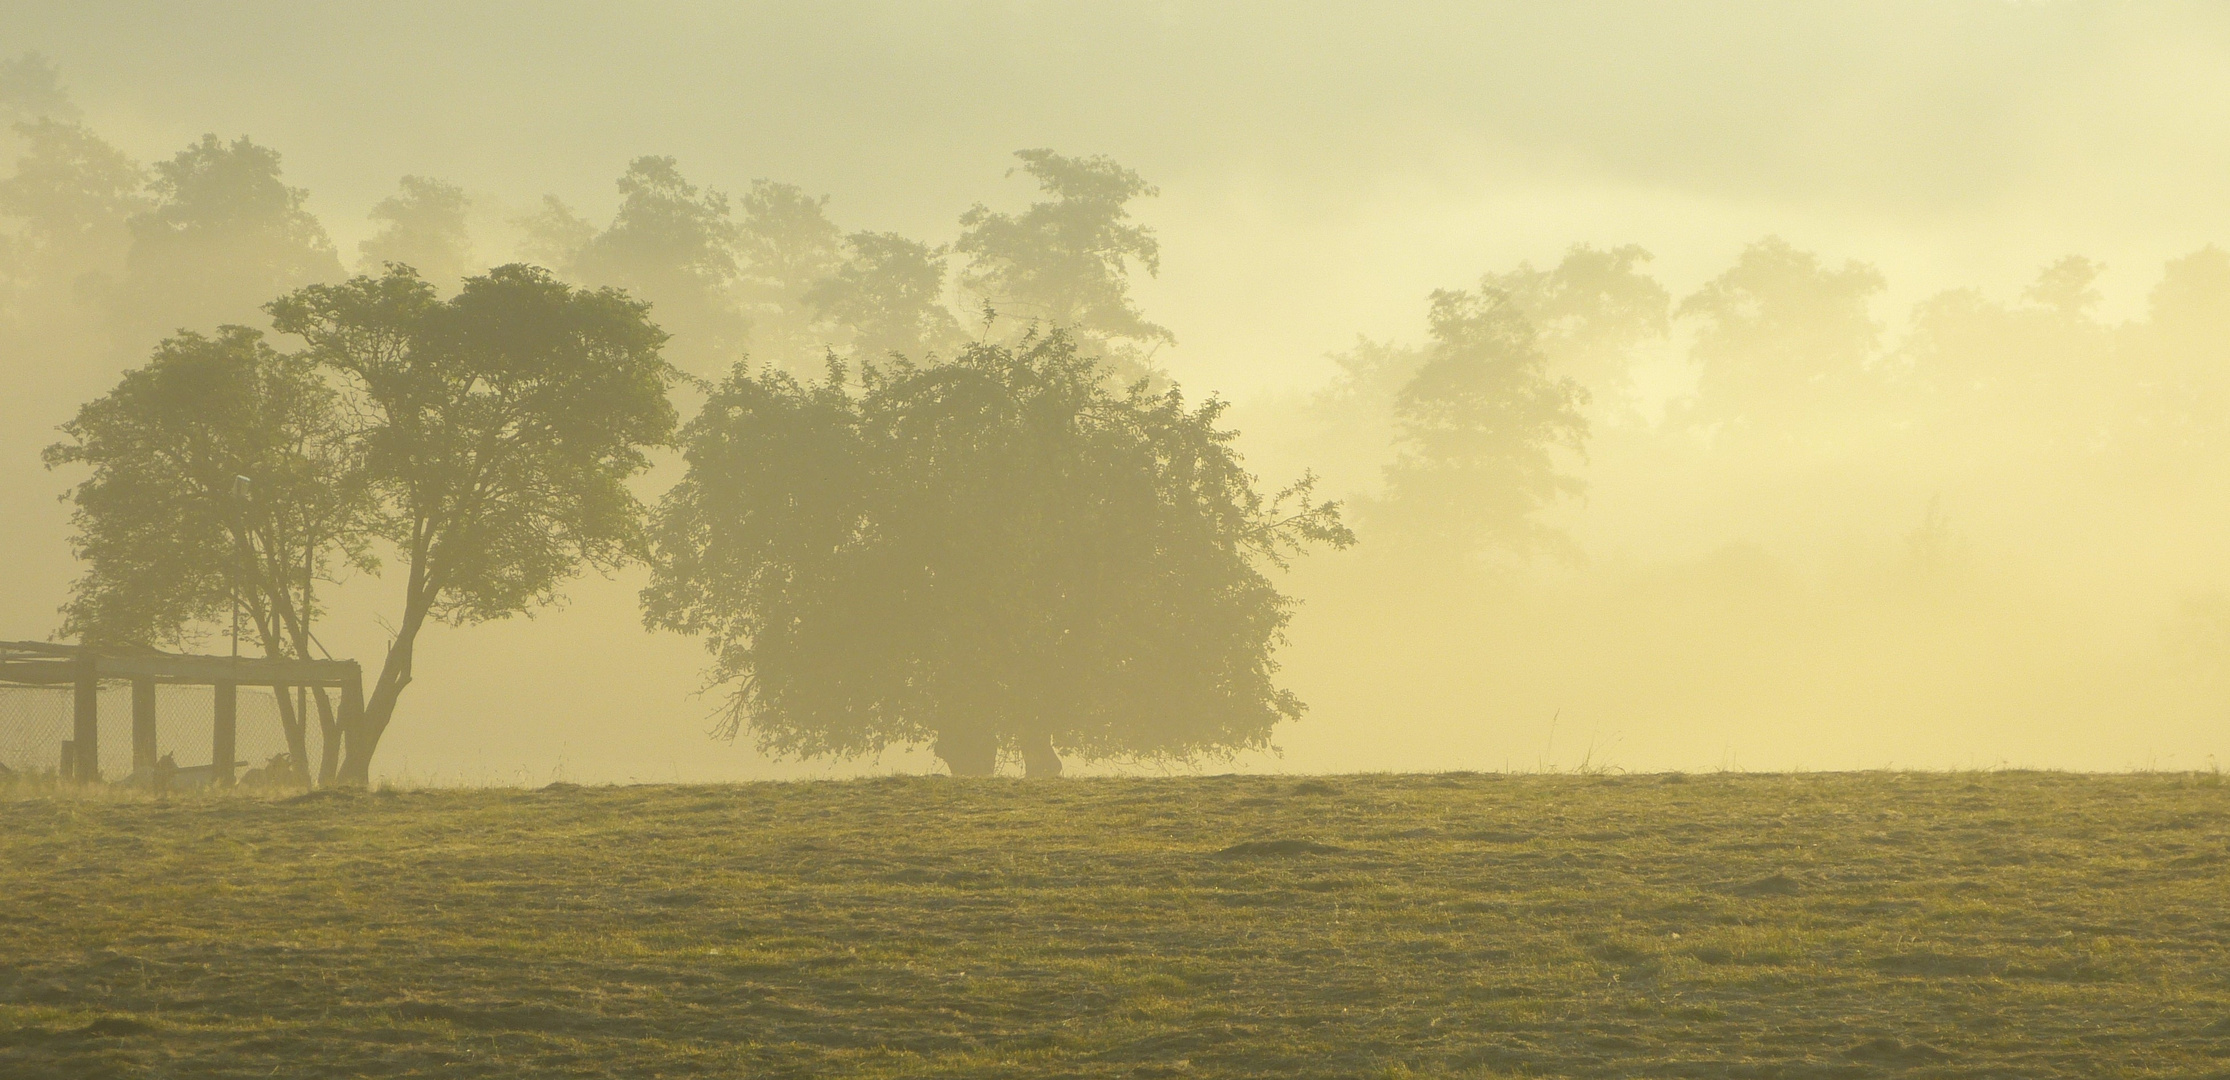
xmin=5 ymin=2 xmax=2228 ymax=780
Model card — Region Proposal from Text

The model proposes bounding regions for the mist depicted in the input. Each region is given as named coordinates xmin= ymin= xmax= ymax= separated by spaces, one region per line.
xmin=5 ymin=1 xmax=2229 ymax=781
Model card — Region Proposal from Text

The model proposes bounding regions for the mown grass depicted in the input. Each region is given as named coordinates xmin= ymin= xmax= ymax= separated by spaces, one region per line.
xmin=2 ymin=771 xmax=2227 ymax=1078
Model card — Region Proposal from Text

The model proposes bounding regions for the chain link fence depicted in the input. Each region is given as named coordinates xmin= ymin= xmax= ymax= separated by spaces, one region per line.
xmin=0 ymin=681 xmax=302 ymax=779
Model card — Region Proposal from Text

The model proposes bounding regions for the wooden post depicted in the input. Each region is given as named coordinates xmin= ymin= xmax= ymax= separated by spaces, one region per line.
xmin=72 ymin=651 xmax=98 ymax=783
xmin=132 ymin=678 xmax=157 ymax=777
xmin=213 ymin=681 xmax=237 ymax=787
xmin=339 ymin=676 xmax=364 ymax=785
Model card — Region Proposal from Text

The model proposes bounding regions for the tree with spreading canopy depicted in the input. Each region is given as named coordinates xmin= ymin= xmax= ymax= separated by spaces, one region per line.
xmin=45 ymin=325 xmax=373 ymax=783
xmin=642 ymin=330 xmax=1351 ymax=777
xmin=268 ymin=264 xmax=677 ymax=783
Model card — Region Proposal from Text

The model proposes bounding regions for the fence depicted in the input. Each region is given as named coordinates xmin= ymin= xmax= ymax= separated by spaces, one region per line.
xmin=0 ymin=681 xmax=303 ymax=779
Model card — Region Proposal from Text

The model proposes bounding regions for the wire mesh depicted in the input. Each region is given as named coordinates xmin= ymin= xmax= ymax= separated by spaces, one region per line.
xmin=0 ymin=681 xmax=309 ymax=779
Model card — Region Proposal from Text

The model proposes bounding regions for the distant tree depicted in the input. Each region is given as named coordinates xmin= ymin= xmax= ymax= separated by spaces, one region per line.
xmin=511 ymin=194 xmax=596 ymax=270
xmin=1373 ymin=285 xmax=1589 ymax=565
xmin=806 ymin=230 xmax=965 ymax=360
xmin=1678 ymin=236 xmax=1884 ymax=433
xmin=2123 ymin=246 xmax=2230 ymax=467
xmin=108 ymin=134 xmax=344 ymax=353
xmin=0 ymin=118 xmax=144 ymax=325
xmin=359 ymin=175 xmax=473 ymax=286
xmin=642 ymin=330 xmax=1350 ymax=777
xmin=735 ymin=179 xmax=845 ymax=369
xmin=0 ymin=51 xmax=78 ymax=126
xmin=957 ymin=150 xmax=1173 ymax=375
xmin=570 ymin=156 xmax=746 ymax=374
xmin=45 ymin=326 xmax=373 ymax=784
xmin=1485 ymin=244 xmax=1670 ymax=414
xmin=269 ymin=264 xmax=678 ymax=783
xmin=1893 ymin=256 xmax=2111 ymax=460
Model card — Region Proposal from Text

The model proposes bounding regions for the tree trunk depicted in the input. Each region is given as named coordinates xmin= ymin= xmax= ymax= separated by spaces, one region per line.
xmin=272 ymin=686 xmax=312 ymax=786
xmin=933 ymin=728 xmax=998 ymax=777
xmin=1021 ymin=732 xmax=1063 ymax=778
xmin=312 ymin=686 xmax=341 ymax=786
xmin=336 ymin=586 xmax=432 ymax=785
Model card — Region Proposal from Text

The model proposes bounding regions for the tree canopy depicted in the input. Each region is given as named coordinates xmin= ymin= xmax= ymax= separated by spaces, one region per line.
xmin=643 ymin=331 xmax=1350 ymax=776
xmin=44 ymin=324 xmax=372 ymax=781
xmin=269 ymin=263 xmax=678 ymax=781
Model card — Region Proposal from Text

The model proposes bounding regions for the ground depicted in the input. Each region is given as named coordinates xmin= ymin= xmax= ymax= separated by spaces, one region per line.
xmin=1 ymin=771 xmax=2227 ymax=1078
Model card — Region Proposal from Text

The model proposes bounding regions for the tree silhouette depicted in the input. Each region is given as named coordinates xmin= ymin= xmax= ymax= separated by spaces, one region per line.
xmin=643 ymin=330 xmax=1350 ymax=777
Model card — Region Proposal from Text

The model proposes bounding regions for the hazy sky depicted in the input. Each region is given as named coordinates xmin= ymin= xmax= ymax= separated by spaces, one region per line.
xmin=8 ymin=2 xmax=2230 ymax=780
xmin=16 ymin=1 xmax=2230 ymax=394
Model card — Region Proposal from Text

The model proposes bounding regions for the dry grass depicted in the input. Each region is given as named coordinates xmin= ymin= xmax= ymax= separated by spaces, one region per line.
xmin=2 ymin=770 xmax=2227 ymax=1077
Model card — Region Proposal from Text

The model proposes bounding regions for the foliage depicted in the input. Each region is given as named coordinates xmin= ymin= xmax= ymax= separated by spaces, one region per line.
xmin=0 ymin=119 xmax=142 ymax=298
xmin=44 ymin=326 xmax=370 ymax=649
xmin=107 ymin=134 xmax=343 ymax=352
xmin=44 ymin=326 xmax=372 ymax=781
xmin=0 ymin=51 xmax=77 ymax=125
xmin=358 ymin=175 xmax=472 ymax=285
xmin=1677 ymin=235 xmax=1884 ymax=431
xmin=805 ymin=230 xmax=965 ymax=361
xmin=1484 ymin=243 xmax=1670 ymax=412
xmin=734 ymin=179 xmax=845 ymax=368
xmin=568 ymin=156 xmax=746 ymax=374
xmin=643 ymin=331 xmax=1350 ymax=775
xmin=1373 ymin=285 xmax=1589 ymax=565
xmin=956 ymin=149 xmax=1173 ymax=357
xmin=269 ymin=264 xmax=678 ymax=781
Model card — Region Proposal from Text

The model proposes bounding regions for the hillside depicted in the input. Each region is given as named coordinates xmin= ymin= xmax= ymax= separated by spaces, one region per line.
xmin=2 ymin=772 xmax=2227 ymax=1078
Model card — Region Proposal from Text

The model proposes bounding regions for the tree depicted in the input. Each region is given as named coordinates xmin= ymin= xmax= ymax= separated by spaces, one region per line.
xmin=1677 ymin=236 xmax=1884 ymax=433
xmin=806 ymin=230 xmax=965 ymax=361
xmin=269 ymin=264 xmax=678 ymax=783
xmin=0 ymin=51 xmax=78 ymax=127
xmin=569 ymin=156 xmax=746 ymax=374
xmin=956 ymin=149 xmax=1173 ymax=374
xmin=0 ymin=118 xmax=144 ymax=329
xmin=109 ymin=134 xmax=344 ymax=354
xmin=735 ymin=179 xmax=845 ymax=369
xmin=359 ymin=175 xmax=473 ymax=286
xmin=511 ymin=194 xmax=595 ymax=270
xmin=45 ymin=326 xmax=372 ymax=783
xmin=1373 ymin=285 xmax=1589 ymax=565
xmin=642 ymin=330 xmax=1351 ymax=777
xmin=1484 ymin=244 xmax=1670 ymax=414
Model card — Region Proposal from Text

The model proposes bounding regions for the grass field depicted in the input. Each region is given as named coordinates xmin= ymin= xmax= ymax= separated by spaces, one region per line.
xmin=2 ymin=771 xmax=2228 ymax=1078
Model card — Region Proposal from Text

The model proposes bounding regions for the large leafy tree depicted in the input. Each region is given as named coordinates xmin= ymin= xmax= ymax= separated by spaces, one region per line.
xmin=109 ymin=134 xmax=344 ymax=353
xmin=643 ymin=331 xmax=1351 ymax=777
xmin=45 ymin=326 xmax=372 ymax=783
xmin=269 ymin=264 xmax=677 ymax=783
